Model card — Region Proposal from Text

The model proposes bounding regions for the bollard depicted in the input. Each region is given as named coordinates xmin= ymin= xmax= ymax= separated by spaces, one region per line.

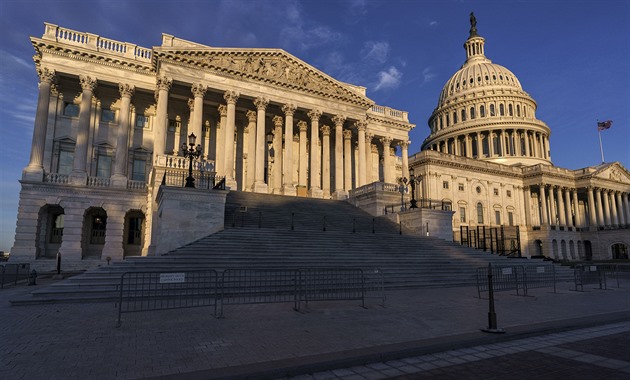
xmin=482 ymin=263 xmax=505 ymax=333
xmin=352 ymin=218 xmax=356 ymax=233
xmin=56 ymin=251 xmax=61 ymax=274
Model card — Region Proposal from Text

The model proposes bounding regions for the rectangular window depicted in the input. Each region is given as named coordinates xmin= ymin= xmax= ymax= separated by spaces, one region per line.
xmin=443 ymin=202 xmax=452 ymax=211
xmin=63 ymin=103 xmax=79 ymax=117
xmin=50 ymin=214 xmax=64 ymax=243
xmin=458 ymin=183 xmax=464 ymax=191
xmin=96 ymin=155 xmax=112 ymax=178
xmin=443 ymin=181 xmax=449 ymax=189
xmin=459 ymin=207 xmax=466 ymax=223
xmin=57 ymin=151 xmax=74 ymax=175
xmin=101 ymin=108 xmax=115 ymax=123
xmin=477 ymin=204 xmax=484 ymax=224
xmin=136 ymin=115 xmax=149 ymax=128
xmin=493 ymin=188 xmax=499 ymax=196
xmin=495 ymin=210 xmax=501 ymax=225
xmin=132 ymin=159 xmax=146 ymax=181
xmin=508 ymin=212 xmax=514 ymax=226
xmin=507 ymin=190 xmax=512 ymax=197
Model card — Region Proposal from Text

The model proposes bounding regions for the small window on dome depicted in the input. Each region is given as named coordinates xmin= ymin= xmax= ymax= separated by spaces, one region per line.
xmin=461 ymin=109 xmax=466 ymax=122
xmin=462 ymin=80 xmax=466 ymax=87
xmin=453 ymin=111 xmax=458 ymax=123
xmin=470 ymin=78 xmax=473 ymax=84
xmin=490 ymin=104 xmax=496 ymax=116
xmin=499 ymin=75 xmax=503 ymax=80
xmin=446 ymin=114 xmax=450 ymax=127
xmin=477 ymin=76 xmax=481 ymax=82
xmin=480 ymin=105 xmax=486 ymax=117
xmin=500 ymin=104 xmax=505 ymax=116
xmin=485 ymin=75 xmax=489 ymax=81
xmin=493 ymin=75 xmax=496 ymax=80
xmin=508 ymin=104 xmax=513 ymax=116
xmin=470 ymin=107 xmax=476 ymax=119
xmin=456 ymin=82 xmax=460 ymax=89
xmin=517 ymin=105 xmax=521 ymax=117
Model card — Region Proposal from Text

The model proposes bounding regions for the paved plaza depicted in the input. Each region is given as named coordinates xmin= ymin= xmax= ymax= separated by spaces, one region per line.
xmin=1 ymin=276 xmax=629 ymax=379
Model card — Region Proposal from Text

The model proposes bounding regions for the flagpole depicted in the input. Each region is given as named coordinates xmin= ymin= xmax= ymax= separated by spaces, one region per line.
xmin=597 ymin=128 xmax=606 ymax=164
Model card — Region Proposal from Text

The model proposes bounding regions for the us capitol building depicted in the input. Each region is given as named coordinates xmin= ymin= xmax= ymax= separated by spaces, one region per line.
xmin=9 ymin=18 xmax=630 ymax=269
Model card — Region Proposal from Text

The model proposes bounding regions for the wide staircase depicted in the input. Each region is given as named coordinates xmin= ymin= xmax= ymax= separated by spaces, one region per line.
xmin=11 ymin=191 xmax=574 ymax=305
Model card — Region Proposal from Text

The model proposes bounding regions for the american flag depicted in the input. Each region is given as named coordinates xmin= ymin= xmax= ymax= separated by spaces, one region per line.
xmin=597 ymin=120 xmax=613 ymax=131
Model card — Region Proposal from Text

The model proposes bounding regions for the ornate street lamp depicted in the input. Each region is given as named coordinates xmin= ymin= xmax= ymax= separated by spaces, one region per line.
xmin=408 ymin=167 xmax=423 ymax=209
xmin=398 ymin=176 xmax=408 ymax=211
xmin=181 ymin=133 xmax=202 ymax=188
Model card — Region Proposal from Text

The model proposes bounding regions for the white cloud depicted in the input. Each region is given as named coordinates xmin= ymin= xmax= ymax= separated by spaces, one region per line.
xmin=422 ymin=67 xmax=437 ymax=84
xmin=429 ymin=20 xmax=439 ymax=28
xmin=374 ymin=66 xmax=402 ymax=91
xmin=362 ymin=41 xmax=389 ymax=64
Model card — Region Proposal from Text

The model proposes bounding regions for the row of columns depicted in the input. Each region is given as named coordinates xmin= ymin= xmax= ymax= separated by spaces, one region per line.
xmin=528 ymin=185 xmax=630 ymax=229
xmin=429 ymin=129 xmax=549 ymax=160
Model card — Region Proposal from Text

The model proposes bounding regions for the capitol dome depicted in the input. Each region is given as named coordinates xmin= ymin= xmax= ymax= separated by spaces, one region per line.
xmin=422 ymin=15 xmax=552 ymax=166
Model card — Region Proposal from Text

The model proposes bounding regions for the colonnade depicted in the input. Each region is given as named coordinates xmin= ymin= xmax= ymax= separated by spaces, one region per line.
xmin=428 ymin=129 xmax=549 ymax=160
xmin=525 ymin=185 xmax=630 ymax=229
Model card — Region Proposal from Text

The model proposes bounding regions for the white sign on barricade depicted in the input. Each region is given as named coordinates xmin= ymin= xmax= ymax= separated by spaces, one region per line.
xmin=159 ymin=272 xmax=186 ymax=284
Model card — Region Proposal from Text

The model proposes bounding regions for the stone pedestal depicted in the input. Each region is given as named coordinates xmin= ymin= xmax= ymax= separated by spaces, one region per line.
xmin=253 ymin=181 xmax=269 ymax=194
xmin=110 ymin=175 xmax=128 ymax=189
xmin=68 ymin=171 xmax=88 ymax=186
xmin=308 ymin=188 xmax=324 ymax=199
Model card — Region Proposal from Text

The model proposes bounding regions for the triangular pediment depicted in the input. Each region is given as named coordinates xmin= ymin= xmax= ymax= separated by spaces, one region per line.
xmin=154 ymin=45 xmax=374 ymax=108
xmin=592 ymin=162 xmax=630 ymax=184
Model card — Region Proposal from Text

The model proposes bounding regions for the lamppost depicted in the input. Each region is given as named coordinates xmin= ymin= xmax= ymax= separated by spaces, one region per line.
xmin=266 ymin=131 xmax=274 ymax=183
xmin=181 ymin=133 xmax=202 ymax=188
xmin=398 ymin=176 xmax=408 ymax=211
xmin=408 ymin=167 xmax=423 ymax=209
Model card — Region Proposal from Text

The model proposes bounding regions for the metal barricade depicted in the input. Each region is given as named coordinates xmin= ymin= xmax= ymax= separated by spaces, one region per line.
xmin=574 ymin=265 xmax=607 ymax=292
xmin=596 ymin=264 xmax=630 ymax=288
xmin=117 ymin=270 xmax=218 ymax=327
xmin=476 ymin=265 xmax=523 ymax=298
xmin=219 ymin=269 xmax=299 ymax=317
xmin=364 ymin=267 xmax=386 ymax=307
xmin=300 ymin=268 xmax=365 ymax=309
xmin=0 ymin=263 xmax=30 ymax=288
xmin=522 ymin=265 xmax=557 ymax=294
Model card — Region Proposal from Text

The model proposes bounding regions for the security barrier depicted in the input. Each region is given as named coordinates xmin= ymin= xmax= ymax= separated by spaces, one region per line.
xmin=522 ymin=265 xmax=557 ymax=294
xmin=0 ymin=263 xmax=31 ymax=289
xmin=596 ymin=264 xmax=630 ymax=288
xmin=476 ymin=264 xmax=558 ymax=298
xmin=118 ymin=267 xmax=383 ymax=325
xmin=117 ymin=270 xmax=219 ymax=327
xmin=574 ymin=265 xmax=607 ymax=292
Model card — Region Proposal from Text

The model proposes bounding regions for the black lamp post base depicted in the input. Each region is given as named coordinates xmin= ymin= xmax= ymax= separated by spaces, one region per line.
xmin=410 ymin=199 xmax=418 ymax=209
xmin=185 ymin=176 xmax=195 ymax=188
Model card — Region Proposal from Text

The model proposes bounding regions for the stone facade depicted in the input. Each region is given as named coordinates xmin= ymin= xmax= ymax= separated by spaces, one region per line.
xmin=10 ymin=23 xmax=413 ymax=270
xmin=409 ymin=22 xmax=630 ymax=260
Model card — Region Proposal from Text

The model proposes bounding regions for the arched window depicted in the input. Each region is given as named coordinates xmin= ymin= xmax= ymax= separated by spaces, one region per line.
xmin=461 ymin=109 xmax=466 ymax=122
xmin=439 ymin=117 xmax=443 ymax=130
xmin=470 ymin=107 xmax=476 ymax=119
xmin=499 ymin=104 xmax=505 ymax=116
xmin=477 ymin=203 xmax=484 ymax=224
xmin=453 ymin=111 xmax=457 ymax=124
xmin=516 ymin=104 xmax=521 ymax=117
xmin=508 ymin=104 xmax=513 ymax=116
xmin=446 ymin=114 xmax=450 ymax=127
xmin=489 ymin=104 xmax=495 ymax=116
xmin=480 ymin=105 xmax=486 ymax=117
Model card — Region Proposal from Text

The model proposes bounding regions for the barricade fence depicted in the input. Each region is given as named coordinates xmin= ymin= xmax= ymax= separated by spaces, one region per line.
xmin=593 ymin=264 xmax=630 ymax=288
xmin=117 ymin=267 xmax=385 ymax=325
xmin=573 ymin=264 xmax=607 ymax=292
xmin=476 ymin=264 xmax=558 ymax=298
xmin=0 ymin=263 xmax=31 ymax=289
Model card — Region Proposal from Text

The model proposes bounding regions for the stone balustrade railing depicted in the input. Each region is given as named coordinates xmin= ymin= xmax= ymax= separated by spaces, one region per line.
xmin=369 ymin=105 xmax=409 ymax=122
xmin=87 ymin=176 xmax=110 ymax=187
xmin=350 ymin=181 xmax=400 ymax=197
xmin=156 ymin=154 xmax=215 ymax=172
xmin=44 ymin=173 xmax=69 ymax=184
xmin=127 ymin=180 xmax=147 ymax=190
xmin=42 ymin=23 xmax=152 ymax=63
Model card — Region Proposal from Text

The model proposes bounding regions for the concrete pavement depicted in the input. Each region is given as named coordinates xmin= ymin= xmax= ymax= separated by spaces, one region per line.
xmin=1 ymin=275 xmax=629 ymax=379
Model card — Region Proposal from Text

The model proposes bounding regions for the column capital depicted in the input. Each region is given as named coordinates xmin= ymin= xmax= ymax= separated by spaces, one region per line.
xmin=321 ymin=125 xmax=331 ymax=136
xmin=272 ymin=115 xmax=283 ymax=127
xmin=332 ymin=114 xmax=346 ymax=126
xmin=297 ymin=120 xmax=308 ymax=131
xmin=354 ymin=120 xmax=367 ymax=131
xmin=246 ymin=110 xmax=257 ymax=122
xmin=307 ymin=109 xmax=322 ymax=122
xmin=192 ymin=83 xmax=207 ymax=98
xmin=282 ymin=103 xmax=297 ymax=116
xmin=156 ymin=76 xmax=172 ymax=91
xmin=254 ymin=97 xmax=269 ymax=110
xmin=371 ymin=143 xmax=379 ymax=153
xmin=343 ymin=129 xmax=352 ymax=139
xmin=380 ymin=136 xmax=393 ymax=146
xmin=217 ymin=104 xmax=227 ymax=116
xmin=79 ymin=75 xmax=97 ymax=92
xmin=37 ymin=67 xmax=56 ymax=85
xmin=398 ymin=140 xmax=411 ymax=149
xmin=223 ymin=90 xmax=239 ymax=104
xmin=118 ymin=83 xmax=135 ymax=98
xmin=365 ymin=132 xmax=374 ymax=142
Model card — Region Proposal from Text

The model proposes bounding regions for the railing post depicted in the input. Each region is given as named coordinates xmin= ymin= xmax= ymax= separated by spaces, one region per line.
xmin=323 ymin=215 xmax=326 ymax=231
xmin=399 ymin=220 xmax=402 ymax=235
xmin=291 ymin=212 xmax=294 ymax=231
xmin=352 ymin=218 xmax=356 ymax=233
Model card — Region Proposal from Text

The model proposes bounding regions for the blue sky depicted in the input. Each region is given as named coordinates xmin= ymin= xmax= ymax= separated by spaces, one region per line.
xmin=0 ymin=0 xmax=628 ymax=252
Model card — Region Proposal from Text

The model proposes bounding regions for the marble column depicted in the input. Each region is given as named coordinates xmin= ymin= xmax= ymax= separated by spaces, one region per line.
xmin=111 ymin=83 xmax=134 ymax=187
xmin=332 ymin=115 xmax=346 ymax=198
xmin=524 ymin=132 xmax=531 ymax=157
xmin=400 ymin=140 xmax=410 ymax=180
xmin=321 ymin=125 xmax=331 ymax=198
xmin=365 ymin=133 xmax=374 ymax=183
xmin=355 ymin=121 xmax=367 ymax=187
xmin=616 ymin=192 xmax=626 ymax=226
xmin=556 ymin=187 xmax=566 ymax=226
xmin=381 ymin=137 xmax=393 ymax=184
xmin=282 ymin=104 xmax=296 ymax=195
xmin=587 ymin=187 xmax=597 ymax=228
xmin=272 ymin=115 xmax=284 ymax=194
xmin=223 ymin=91 xmax=239 ymax=189
xmin=253 ymin=97 xmax=269 ymax=193
xmin=564 ymin=188 xmax=573 ymax=228
xmin=308 ymin=110 xmax=322 ymax=198
xmin=297 ymin=120 xmax=308 ymax=189
xmin=523 ymin=186 xmax=532 ymax=226
xmin=245 ymin=110 xmax=257 ymax=191
xmin=610 ymin=191 xmax=619 ymax=226
xmin=602 ymin=190 xmax=611 ymax=226
xmin=190 ymin=83 xmax=206 ymax=140
xmin=499 ymin=129 xmax=506 ymax=156
xmin=540 ymin=185 xmax=548 ymax=225
xmin=153 ymin=76 xmax=171 ymax=161
xmin=216 ymin=105 xmax=227 ymax=177
xmin=24 ymin=67 xmax=55 ymax=181
xmin=623 ymin=193 xmax=630 ymax=226
xmin=343 ymin=129 xmax=352 ymax=192
xmin=595 ymin=188 xmax=605 ymax=227
xmin=70 ymin=75 xmax=97 ymax=185
xmin=572 ymin=190 xmax=582 ymax=228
